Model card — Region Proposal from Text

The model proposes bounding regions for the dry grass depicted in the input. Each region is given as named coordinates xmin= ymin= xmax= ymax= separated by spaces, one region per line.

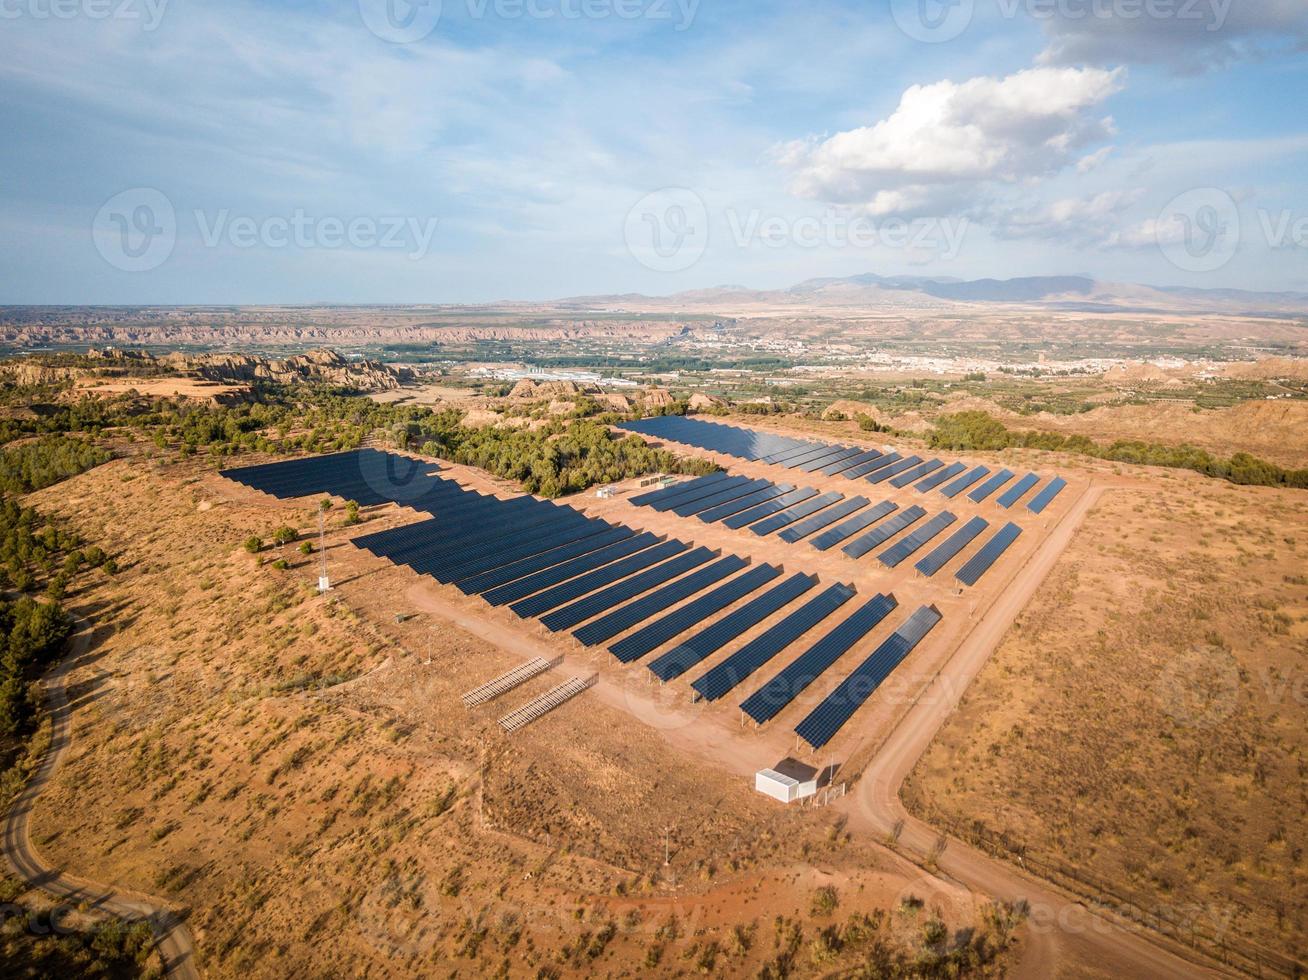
xmin=24 ymin=456 xmax=1017 ymax=977
xmin=904 ymin=472 xmax=1308 ymax=961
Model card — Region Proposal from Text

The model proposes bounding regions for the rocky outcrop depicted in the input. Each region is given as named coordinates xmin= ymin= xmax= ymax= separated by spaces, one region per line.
xmin=156 ymin=349 xmax=413 ymax=390
xmin=641 ymin=387 xmax=675 ymax=409
xmin=688 ymin=393 xmax=725 ymax=411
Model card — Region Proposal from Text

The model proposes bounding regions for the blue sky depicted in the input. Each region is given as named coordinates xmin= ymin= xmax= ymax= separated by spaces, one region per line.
xmin=1 ymin=0 xmax=1306 ymax=303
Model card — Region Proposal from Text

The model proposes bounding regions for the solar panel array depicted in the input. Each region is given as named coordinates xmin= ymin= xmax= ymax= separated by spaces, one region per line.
xmin=220 ymin=440 xmax=1060 ymax=752
xmin=793 ymin=605 xmax=943 ymax=749
xmin=220 ymin=448 xmax=448 ymax=509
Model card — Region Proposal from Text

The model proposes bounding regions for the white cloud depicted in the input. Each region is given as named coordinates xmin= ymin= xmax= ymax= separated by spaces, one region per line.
xmin=781 ymin=67 xmax=1124 ymax=217
xmin=988 ymin=189 xmax=1143 ymax=246
xmin=1034 ymin=0 xmax=1308 ymax=72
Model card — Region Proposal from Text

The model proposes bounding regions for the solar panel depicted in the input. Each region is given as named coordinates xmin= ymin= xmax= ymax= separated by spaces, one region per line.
xmin=913 ymin=516 xmax=988 ymax=577
xmin=648 ymin=475 xmax=752 ymax=512
xmin=510 ymin=539 xmax=689 ymax=619
xmin=610 ymin=564 xmax=782 ymax=663
xmin=447 ymin=521 xmax=613 ymax=585
xmin=778 ymin=496 xmax=869 ymax=543
xmin=761 ymin=443 xmax=826 ymax=465
xmin=540 ymin=546 xmax=717 ymax=632
xmin=739 ymin=593 xmax=899 ymax=724
xmin=866 ymin=455 xmax=922 ymax=485
xmin=750 ymin=492 xmax=844 ymax=537
xmin=793 ymin=446 xmax=858 ymax=473
xmin=629 ymin=471 xmax=730 ymax=507
xmin=572 ymin=555 xmax=750 ymax=647
xmin=419 ymin=513 xmax=599 ymax=581
xmin=955 ymin=522 xmax=1022 ymax=586
xmin=690 ymin=583 xmax=856 ymax=702
xmin=696 ymin=483 xmax=793 ymax=524
xmin=807 ymin=500 xmax=897 ymax=551
xmin=940 ymin=465 xmax=989 ymax=498
xmin=996 ymin=472 xmax=1039 ymax=508
xmin=847 ymin=452 xmax=901 ymax=479
xmin=888 ymin=458 xmax=943 ymax=489
xmin=482 ymin=532 xmax=663 ymax=607
xmin=647 ymin=573 xmax=817 ymax=681
xmin=877 ymin=511 xmax=957 ymax=567
xmin=1027 ymin=476 xmax=1067 ymax=514
xmin=777 ymin=445 xmax=842 ymax=469
xmin=968 ymin=468 xmax=1015 ymax=503
xmin=670 ymin=478 xmax=773 ymax=517
xmin=822 ymin=448 xmax=882 ymax=476
xmin=458 ymin=527 xmax=635 ymax=595
xmin=841 ymin=506 xmax=926 ymax=559
xmin=723 ymin=487 xmax=818 ymax=529
xmin=793 ymin=605 xmax=942 ymax=749
xmin=915 ymin=461 xmax=965 ymax=493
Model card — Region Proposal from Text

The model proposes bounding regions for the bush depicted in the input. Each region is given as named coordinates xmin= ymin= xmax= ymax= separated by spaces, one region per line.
xmin=298 ymin=541 xmax=313 ymax=556
xmin=243 ymin=536 xmax=262 ymax=554
xmin=272 ymin=526 xmax=298 ymax=546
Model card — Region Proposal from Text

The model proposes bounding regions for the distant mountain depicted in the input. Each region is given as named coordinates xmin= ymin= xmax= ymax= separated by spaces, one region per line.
xmin=566 ymin=273 xmax=1308 ymax=316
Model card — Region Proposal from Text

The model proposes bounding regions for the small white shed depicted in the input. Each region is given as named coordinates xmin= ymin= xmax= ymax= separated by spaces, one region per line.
xmin=755 ymin=759 xmax=819 ymax=804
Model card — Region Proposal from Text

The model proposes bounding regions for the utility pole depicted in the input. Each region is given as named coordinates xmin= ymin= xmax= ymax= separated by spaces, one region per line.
xmin=317 ymin=507 xmax=330 ymax=593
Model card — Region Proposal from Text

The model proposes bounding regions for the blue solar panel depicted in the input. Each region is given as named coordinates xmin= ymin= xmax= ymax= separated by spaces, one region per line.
xmin=778 ymin=496 xmax=869 ymax=543
xmin=913 ymin=516 xmax=988 ymax=577
xmin=955 ymin=522 xmax=1022 ymax=586
xmin=447 ymin=521 xmax=613 ymax=584
xmin=848 ymin=452 xmax=901 ymax=479
xmin=778 ymin=445 xmax=843 ymax=469
xmin=670 ymin=478 xmax=773 ymax=517
xmin=458 ymin=527 xmax=635 ymax=595
xmin=630 ymin=471 xmax=730 ymax=507
xmin=968 ymin=469 xmax=1015 ymax=503
xmin=696 ymin=483 xmax=793 ymax=524
xmin=1027 ymin=476 xmax=1067 ymax=514
xmin=794 ymin=446 xmax=858 ymax=473
xmin=866 ymin=455 xmax=922 ymax=485
xmin=647 ymin=573 xmax=817 ymax=681
xmin=648 ymin=475 xmax=752 ymax=512
xmin=739 ymin=593 xmax=898 ymax=724
xmin=996 ymin=472 xmax=1039 ymax=508
xmin=889 ymin=458 xmax=942 ymax=489
xmin=841 ymin=506 xmax=926 ymax=559
xmin=878 ymin=511 xmax=957 ymax=567
xmin=572 ymin=555 xmax=750 ymax=646
xmin=839 ymin=453 xmax=891 ymax=480
xmin=940 ymin=465 xmax=989 ymax=498
xmin=610 ymin=564 xmax=782 ymax=663
xmin=750 ymin=492 xmax=844 ymax=537
xmin=482 ymin=532 xmax=662 ymax=607
xmin=540 ymin=546 xmax=716 ymax=632
xmin=761 ymin=443 xmax=826 ymax=465
xmin=915 ymin=461 xmax=965 ymax=492
xmin=690 ymin=583 xmax=856 ymax=702
xmin=510 ymin=539 xmax=688 ymax=618
xmin=807 ymin=500 xmax=897 ymax=551
xmin=822 ymin=449 xmax=883 ymax=476
xmin=793 ymin=605 xmax=942 ymax=749
xmin=723 ymin=487 xmax=818 ymax=529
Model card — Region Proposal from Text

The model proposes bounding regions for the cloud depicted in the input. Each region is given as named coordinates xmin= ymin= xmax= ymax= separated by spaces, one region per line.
xmin=988 ymin=189 xmax=1143 ymax=246
xmin=1034 ymin=0 xmax=1308 ymax=72
xmin=780 ymin=66 xmax=1124 ymax=217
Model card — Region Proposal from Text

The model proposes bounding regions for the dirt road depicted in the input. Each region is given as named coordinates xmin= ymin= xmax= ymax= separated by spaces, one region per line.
xmin=840 ymin=484 xmax=1237 ymax=978
xmin=1 ymin=620 xmax=200 ymax=979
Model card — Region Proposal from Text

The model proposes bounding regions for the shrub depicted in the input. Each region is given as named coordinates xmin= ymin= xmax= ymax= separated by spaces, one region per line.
xmin=244 ymin=536 xmax=263 ymax=554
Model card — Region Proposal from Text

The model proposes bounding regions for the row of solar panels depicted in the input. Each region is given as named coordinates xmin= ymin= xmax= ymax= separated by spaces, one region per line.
xmin=221 ymin=450 xmax=941 ymax=750
xmin=619 ymin=416 xmax=1066 ymax=514
xmin=219 ymin=447 xmax=448 ymax=510
xmin=630 ymin=472 xmax=1023 ymax=585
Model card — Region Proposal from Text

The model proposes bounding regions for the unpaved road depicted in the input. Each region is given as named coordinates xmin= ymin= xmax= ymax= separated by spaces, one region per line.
xmin=2 ymin=620 xmax=200 ymax=979
xmin=840 ymin=483 xmax=1237 ymax=978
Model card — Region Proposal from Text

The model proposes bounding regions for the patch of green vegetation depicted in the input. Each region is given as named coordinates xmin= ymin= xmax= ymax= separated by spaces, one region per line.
xmin=931 ymin=411 xmax=1308 ymax=489
xmin=0 ymin=436 xmax=111 ymax=493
